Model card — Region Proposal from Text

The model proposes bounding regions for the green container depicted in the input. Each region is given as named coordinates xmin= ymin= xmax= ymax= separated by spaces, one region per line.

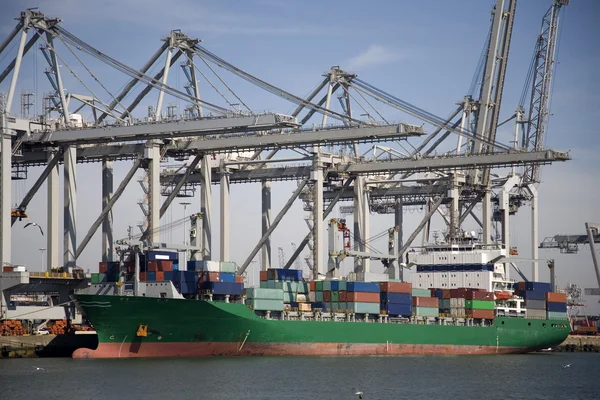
xmin=247 ymin=299 xmax=284 ymax=311
xmin=246 ymin=288 xmax=283 ymax=300
xmin=347 ymin=302 xmax=380 ymax=314
xmin=546 ymin=311 xmax=568 ymax=320
xmin=283 ymin=281 xmax=298 ymax=293
xmin=267 ymin=280 xmax=284 ymax=289
xmin=338 ymin=302 xmax=347 ymax=311
xmin=440 ymin=299 xmax=450 ymax=309
xmin=323 ymin=281 xmax=332 ymax=291
xmin=297 ymin=282 xmax=310 ymax=294
xmin=331 ymin=291 xmax=339 ymax=302
xmin=412 ymin=288 xmax=431 ymax=297
xmin=316 ymin=292 xmax=324 ymax=302
xmin=465 ymin=300 xmax=495 ymax=310
xmin=283 ymin=291 xmax=295 ymax=303
xmin=338 ymin=281 xmax=347 ymax=291
xmin=315 ymin=281 xmax=323 ymax=291
xmin=414 ymin=306 xmax=439 ymax=317
xmin=91 ymin=273 xmax=105 ymax=284
xmin=259 ymin=281 xmax=268 ymax=289
xmin=219 ymin=262 xmax=237 ymax=273
xmin=326 ymin=302 xmax=339 ymax=312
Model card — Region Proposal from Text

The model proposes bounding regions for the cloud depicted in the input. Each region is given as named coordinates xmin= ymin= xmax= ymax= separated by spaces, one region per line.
xmin=347 ymin=45 xmax=400 ymax=70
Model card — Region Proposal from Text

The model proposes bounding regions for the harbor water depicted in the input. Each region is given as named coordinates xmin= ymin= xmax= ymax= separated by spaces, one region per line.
xmin=0 ymin=353 xmax=597 ymax=399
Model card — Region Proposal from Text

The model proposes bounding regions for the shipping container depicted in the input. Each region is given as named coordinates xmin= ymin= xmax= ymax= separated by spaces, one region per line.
xmin=346 ymin=282 xmax=380 ymax=293
xmin=259 ymin=270 xmax=268 ymax=281
xmin=465 ymin=299 xmax=494 ymax=310
xmin=247 ymin=299 xmax=284 ymax=311
xmin=546 ymin=311 xmax=568 ymax=320
xmin=466 ymin=309 xmax=495 ymax=319
xmin=465 ymin=291 xmax=494 ymax=301
xmin=380 ymin=292 xmax=411 ymax=304
xmin=346 ymin=292 xmax=380 ymax=303
xmin=315 ymin=281 xmax=324 ymax=291
xmin=236 ymin=275 xmax=244 ymax=283
xmin=308 ymin=281 xmax=315 ymax=292
xmin=315 ymin=291 xmax=324 ymax=302
xmin=411 ymin=288 xmax=431 ymax=297
xmin=546 ymin=292 xmax=567 ymax=303
xmin=525 ymin=299 xmax=546 ymax=310
xmin=546 ymin=301 xmax=567 ymax=313
xmin=525 ymin=308 xmax=546 ymax=318
xmin=331 ymin=292 xmax=339 ymax=302
xmin=439 ymin=299 xmax=450 ymax=309
xmin=346 ymin=302 xmax=380 ymax=314
xmin=219 ymin=272 xmax=236 ymax=283
xmin=524 ymin=281 xmax=552 ymax=292
xmin=323 ymin=281 xmax=332 ymax=291
xmin=199 ymin=282 xmax=244 ymax=295
xmin=164 ymin=271 xmax=174 ymax=281
xmin=412 ymin=296 xmax=439 ymax=308
xmin=296 ymin=294 xmax=309 ymax=303
xmin=383 ymin=303 xmax=412 ymax=316
xmin=312 ymin=301 xmax=326 ymax=310
xmin=413 ymin=306 xmax=438 ymax=317
xmin=246 ymin=288 xmax=284 ymax=300
xmin=380 ymin=282 xmax=412 ymax=293
xmin=219 ymin=262 xmax=237 ymax=274
xmin=308 ymin=292 xmax=316 ymax=302
xmin=450 ymin=298 xmax=466 ymax=308
xmin=522 ymin=290 xmax=546 ymax=301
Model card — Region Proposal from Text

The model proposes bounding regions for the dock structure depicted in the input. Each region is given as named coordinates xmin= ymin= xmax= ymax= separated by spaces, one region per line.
xmin=0 ymin=1 xmax=573 ymax=291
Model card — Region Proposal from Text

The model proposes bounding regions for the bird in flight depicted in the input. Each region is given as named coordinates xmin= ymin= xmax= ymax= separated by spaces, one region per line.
xmin=32 ymin=366 xmax=45 ymax=371
xmin=562 ymin=363 xmax=571 ymax=369
xmin=24 ymin=222 xmax=44 ymax=236
xmin=353 ymin=388 xmax=363 ymax=399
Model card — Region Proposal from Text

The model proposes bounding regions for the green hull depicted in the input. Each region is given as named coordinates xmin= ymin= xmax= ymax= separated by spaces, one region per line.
xmin=72 ymin=294 xmax=570 ymax=359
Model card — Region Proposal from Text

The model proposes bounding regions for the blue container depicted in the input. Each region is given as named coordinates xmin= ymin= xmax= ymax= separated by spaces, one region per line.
xmin=433 ymin=289 xmax=443 ymax=299
xmin=525 ymin=282 xmax=552 ymax=292
xmin=380 ymin=292 xmax=411 ymax=304
xmin=312 ymin=302 xmax=326 ymax=310
xmin=187 ymin=260 xmax=203 ymax=271
xmin=347 ymin=282 xmax=380 ymax=293
xmin=546 ymin=301 xmax=567 ymax=312
xmin=524 ymin=290 xmax=546 ymax=301
xmin=164 ymin=271 xmax=174 ymax=281
xmin=274 ymin=268 xmax=302 ymax=281
xmin=147 ymin=272 xmax=156 ymax=281
xmin=384 ymin=303 xmax=412 ymax=316
xmin=220 ymin=272 xmax=236 ymax=283
xmin=176 ymin=280 xmax=197 ymax=294
xmin=172 ymin=263 xmax=179 ymax=271
xmin=330 ymin=281 xmax=340 ymax=291
xmin=200 ymin=282 xmax=244 ymax=295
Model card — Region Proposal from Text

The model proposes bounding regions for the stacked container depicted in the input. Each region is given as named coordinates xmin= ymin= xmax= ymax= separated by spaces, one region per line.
xmin=172 ymin=271 xmax=198 ymax=295
xmin=143 ymin=260 xmax=173 ymax=281
xmin=431 ymin=289 xmax=452 ymax=314
xmin=545 ymin=292 xmax=568 ymax=320
xmin=246 ymin=288 xmax=284 ymax=311
xmin=310 ymin=280 xmax=347 ymax=312
xmin=412 ymin=289 xmax=439 ymax=317
xmin=380 ymin=282 xmax=412 ymax=317
xmin=346 ymin=282 xmax=380 ymax=314
xmin=515 ymin=281 xmax=552 ymax=318
xmin=98 ymin=261 xmax=120 ymax=282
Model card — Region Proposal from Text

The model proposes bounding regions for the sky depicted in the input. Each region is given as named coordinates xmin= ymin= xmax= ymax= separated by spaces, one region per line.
xmin=1 ymin=0 xmax=599 ymax=313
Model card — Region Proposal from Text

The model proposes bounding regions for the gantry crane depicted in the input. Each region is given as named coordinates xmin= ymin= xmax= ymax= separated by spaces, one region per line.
xmin=540 ymin=223 xmax=600 ymax=302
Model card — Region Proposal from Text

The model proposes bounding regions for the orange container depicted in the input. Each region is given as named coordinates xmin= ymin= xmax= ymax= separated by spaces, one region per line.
xmin=380 ymin=282 xmax=412 ymax=293
xmin=338 ymin=291 xmax=347 ymax=302
xmin=466 ymin=309 xmax=495 ymax=319
xmin=546 ymin=292 xmax=567 ymax=303
xmin=346 ymin=292 xmax=380 ymax=303
xmin=199 ymin=272 xmax=220 ymax=282
xmin=155 ymin=271 xmax=164 ymax=281
xmin=259 ymin=270 xmax=268 ymax=281
xmin=309 ymin=281 xmax=315 ymax=292
xmin=412 ymin=296 xmax=439 ymax=307
xmin=236 ymin=275 xmax=244 ymax=283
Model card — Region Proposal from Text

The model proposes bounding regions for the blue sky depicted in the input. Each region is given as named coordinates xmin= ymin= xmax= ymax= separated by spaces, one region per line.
xmin=1 ymin=0 xmax=599 ymax=311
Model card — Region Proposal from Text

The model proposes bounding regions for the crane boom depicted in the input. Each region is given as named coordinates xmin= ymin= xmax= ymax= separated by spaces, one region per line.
xmin=522 ymin=0 xmax=569 ymax=183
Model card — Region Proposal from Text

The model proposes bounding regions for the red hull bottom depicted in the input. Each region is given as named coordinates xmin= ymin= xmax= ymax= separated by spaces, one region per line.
xmin=72 ymin=342 xmax=532 ymax=359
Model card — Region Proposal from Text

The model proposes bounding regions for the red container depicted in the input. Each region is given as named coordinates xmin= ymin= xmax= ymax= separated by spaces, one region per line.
xmin=147 ymin=260 xmax=173 ymax=272
xmin=259 ymin=270 xmax=268 ymax=281
xmin=346 ymin=292 xmax=380 ymax=303
xmin=338 ymin=291 xmax=347 ymax=302
xmin=412 ymin=296 xmax=439 ymax=307
xmin=198 ymin=272 xmax=220 ymax=282
xmin=323 ymin=291 xmax=331 ymax=302
xmin=466 ymin=291 xmax=494 ymax=301
xmin=442 ymin=289 xmax=451 ymax=299
xmin=99 ymin=262 xmax=108 ymax=273
xmin=380 ymin=282 xmax=412 ymax=293
xmin=235 ymin=275 xmax=244 ymax=283
xmin=467 ymin=309 xmax=495 ymax=319
xmin=546 ymin=292 xmax=567 ymax=303
xmin=2 ymin=266 xmax=13 ymax=272
xmin=309 ymin=281 xmax=315 ymax=292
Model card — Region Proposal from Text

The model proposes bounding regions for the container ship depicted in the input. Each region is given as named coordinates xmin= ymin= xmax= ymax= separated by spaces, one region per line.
xmin=72 ymin=244 xmax=571 ymax=359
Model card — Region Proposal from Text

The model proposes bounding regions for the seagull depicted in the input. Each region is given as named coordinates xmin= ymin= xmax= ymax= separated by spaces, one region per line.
xmin=562 ymin=363 xmax=571 ymax=369
xmin=24 ymin=222 xmax=44 ymax=236
xmin=353 ymin=388 xmax=363 ymax=399
xmin=32 ymin=366 xmax=45 ymax=371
